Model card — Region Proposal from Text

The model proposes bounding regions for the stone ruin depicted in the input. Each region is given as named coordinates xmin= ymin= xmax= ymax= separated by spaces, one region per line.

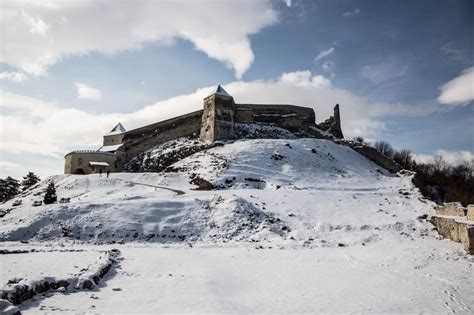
xmin=430 ymin=203 xmax=474 ymax=254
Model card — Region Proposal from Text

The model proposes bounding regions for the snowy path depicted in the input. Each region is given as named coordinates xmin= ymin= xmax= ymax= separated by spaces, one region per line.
xmin=14 ymin=245 xmax=473 ymax=314
xmin=115 ymin=178 xmax=186 ymax=195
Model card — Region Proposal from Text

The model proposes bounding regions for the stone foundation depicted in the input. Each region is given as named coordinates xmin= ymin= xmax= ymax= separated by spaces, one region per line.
xmin=467 ymin=205 xmax=474 ymax=221
xmin=430 ymin=204 xmax=474 ymax=254
xmin=435 ymin=202 xmax=466 ymax=216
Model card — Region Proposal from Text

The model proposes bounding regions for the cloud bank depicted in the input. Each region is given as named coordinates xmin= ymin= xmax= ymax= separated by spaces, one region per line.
xmin=413 ymin=150 xmax=474 ymax=166
xmin=1 ymin=0 xmax=277 ymax=79
xmin=437 ymin=67 xmax=474 ymax=106
xmin=0 ymin=72 xmax=28 ymax=83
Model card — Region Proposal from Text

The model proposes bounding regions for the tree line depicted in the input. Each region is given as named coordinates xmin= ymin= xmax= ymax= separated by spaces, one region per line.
xmin=373 ymin=140 xmax=474 ymax=206
xmin=0 ymin=172 xmax=41 ymax=202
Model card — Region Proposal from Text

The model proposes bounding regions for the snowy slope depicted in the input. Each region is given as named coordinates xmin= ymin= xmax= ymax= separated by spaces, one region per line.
xmin=1 ymin=139 xmax=435 ymax=247
xmin=1 ymin=138 xmax=473 ymax=313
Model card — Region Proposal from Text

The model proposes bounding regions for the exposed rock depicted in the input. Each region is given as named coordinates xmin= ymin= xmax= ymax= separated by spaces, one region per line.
xmin=190 ymin=176 xmax=216 ymax=190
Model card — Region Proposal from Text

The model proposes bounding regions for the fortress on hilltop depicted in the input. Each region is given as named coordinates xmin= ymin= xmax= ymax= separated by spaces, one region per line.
xmin=64 ymin=85 xmax=344 ymax=175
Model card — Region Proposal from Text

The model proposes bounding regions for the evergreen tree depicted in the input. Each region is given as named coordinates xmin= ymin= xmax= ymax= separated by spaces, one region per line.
xmin=43 ymin=181 xmax=57 ymax=204
xmin=21 ymin=172 xmax=41 ymax=191
xmin=0 ymin=178 xmax=7 ymax=202
xmin=0 ymin=177 xmax=20 ymax=202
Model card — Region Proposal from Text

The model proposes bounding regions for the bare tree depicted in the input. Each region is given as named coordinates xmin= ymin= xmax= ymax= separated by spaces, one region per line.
xmin=373 ymin=141 xmax=395 ymax=158
xmin=393 ymin=149 xmax=414 ymax=169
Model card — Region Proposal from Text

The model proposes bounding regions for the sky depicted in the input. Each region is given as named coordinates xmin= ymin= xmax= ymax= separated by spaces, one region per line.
xmin=0 ymin=0 xmax=473 ymax=178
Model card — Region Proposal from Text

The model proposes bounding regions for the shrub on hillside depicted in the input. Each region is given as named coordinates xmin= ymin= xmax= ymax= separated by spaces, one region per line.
xmin=372 ymin=140 xmax=474 ymax=206
xmin=43 ymin=182 xmax=57 ymax=204
xmin=373 ymin=141 xmax=395 ymax=158
xmin=21 ymin=172 xmax=41 ymax=191
xmin=0 ymin=177 xmax=20 ymax=203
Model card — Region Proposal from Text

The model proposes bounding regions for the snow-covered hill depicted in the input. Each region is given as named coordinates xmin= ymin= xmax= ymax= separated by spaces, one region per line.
xmin=1 ymin=138 xmax=473 ymax=314
xmin=0 ymin=139 xmax=434 ymax=247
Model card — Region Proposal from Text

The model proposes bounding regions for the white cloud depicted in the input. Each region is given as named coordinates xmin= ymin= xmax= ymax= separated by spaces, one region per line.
xmin=343 ymin=8 xmax=360 ymax=17
xmin=22 ymin=10 xmax=50 ymax=36
xmin=361 ymin=60 xmax=408 ymax=85
xmin=0 ymin=71 xmax=28 ymax=82
xmin=75 ymin=82 xmax=102 ymax=101
xmin=1 ymin=0 xmax=277 ymax=79
xmin=315 ymin=47 xmax=334 ymax=62
xmin=284 ymin=0 xmax=292 ymax=8
xmin=279 ymin=71 xmax=332 ymax=88
xmin=437 ymin=67 xmax=474 ymax=106
xmin=413 ymin=150 xmax=474 ymax=166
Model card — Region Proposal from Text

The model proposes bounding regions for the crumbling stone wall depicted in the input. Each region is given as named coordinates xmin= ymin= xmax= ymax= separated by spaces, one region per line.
xmin=435 ymin=202 xmax=466 ymax=216
xmin=319 ymin=104 xmax=344 ymax=138
xmin=467 ymin=205 xmax=474 ymax=221
xmin=235 ymin=104 xmax=316 ymax=133
xmin=121 ymin=110 xmax=203 ymax=161
xmin=430 ymin=216 xmax=474 ymax=254
xmin=430 ymin=203 xmax=474 ymax=254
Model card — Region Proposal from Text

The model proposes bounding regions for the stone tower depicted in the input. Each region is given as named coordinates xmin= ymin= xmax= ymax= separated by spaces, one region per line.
xmin=199 ymin=85 xmax=236 ymax=143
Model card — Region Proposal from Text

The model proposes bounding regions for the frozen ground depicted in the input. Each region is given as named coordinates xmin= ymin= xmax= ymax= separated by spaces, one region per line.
xmin=0 ymin=250 xmax=99 ymax=286
xmin=0 ymin=139 xmax=473 ymax=313
xmin=2 ymin=244 xmax=473 ymax=314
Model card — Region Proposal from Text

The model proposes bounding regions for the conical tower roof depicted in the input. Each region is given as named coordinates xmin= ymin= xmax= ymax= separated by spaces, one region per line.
xmin=215 ymin=85 xmax=231 ymax=97
xmin=105 ymin=122 xmax=126 ymax=136
xmin=206 ymin=84 xmax=232 ymax=99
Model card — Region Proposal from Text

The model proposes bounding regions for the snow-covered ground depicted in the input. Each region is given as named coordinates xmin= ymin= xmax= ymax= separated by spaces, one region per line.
xmin=0 ymin=139 xmax=473 ymax=313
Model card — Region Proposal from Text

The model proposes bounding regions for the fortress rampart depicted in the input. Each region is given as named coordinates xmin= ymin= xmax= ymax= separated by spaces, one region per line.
xmin=122 ymin=110 xmax=203 ymax=161
xmin=64 ymin=85 xmax=344 ymax=174
xmin=235 ymin=104 xmax=315 ymax=132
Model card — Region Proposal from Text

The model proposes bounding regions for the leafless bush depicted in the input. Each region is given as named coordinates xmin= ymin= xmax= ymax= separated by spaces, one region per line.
xmin=372 ymin=140 xmax=473 ymax=206
xmin=373 ymin=141 xmax=395 ymax=158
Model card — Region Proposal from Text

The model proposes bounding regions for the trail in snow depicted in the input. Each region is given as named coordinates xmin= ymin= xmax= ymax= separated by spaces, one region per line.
xmin=115 ymin=178 xmax=186 ymax=195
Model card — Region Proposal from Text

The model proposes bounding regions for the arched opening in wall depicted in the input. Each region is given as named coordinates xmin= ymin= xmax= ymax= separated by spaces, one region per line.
xmin=73 ymin=168 xmax=85 ymax=175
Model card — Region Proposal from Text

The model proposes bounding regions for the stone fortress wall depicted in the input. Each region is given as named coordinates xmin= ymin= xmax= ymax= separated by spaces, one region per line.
xmin=236 ymin=104 xmax=315 ymax=128
xmin=64 ymin=85 xmax=345 ymax=174
xmin=122 ymin=110 xmax=203 ymax=161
